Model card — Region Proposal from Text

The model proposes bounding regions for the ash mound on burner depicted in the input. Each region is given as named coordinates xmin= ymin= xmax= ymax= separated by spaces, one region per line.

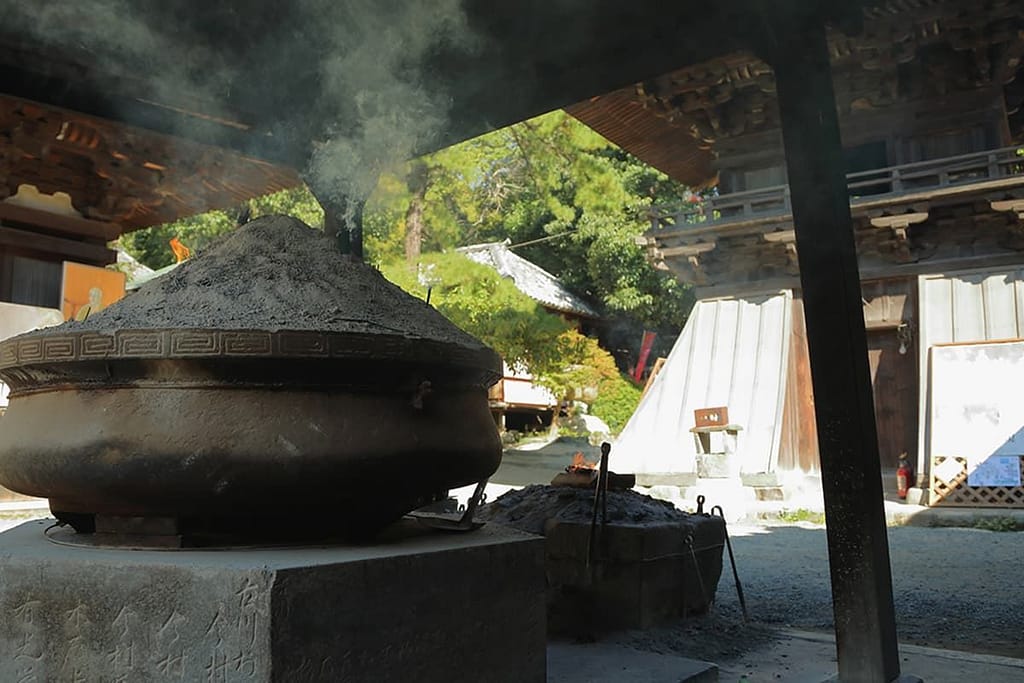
xmin=478 ymin=484 xmax=693 ymax=534
xmin=67 ymin=215 xmax=486 ymax=348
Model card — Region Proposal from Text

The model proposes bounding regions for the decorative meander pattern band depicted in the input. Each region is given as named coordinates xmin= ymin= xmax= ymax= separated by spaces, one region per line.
xmin=0 ymin=328 xmax=500 ymax=373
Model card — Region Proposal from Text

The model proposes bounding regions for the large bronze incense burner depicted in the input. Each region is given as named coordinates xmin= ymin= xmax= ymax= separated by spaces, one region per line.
xmin=0 ymin=216 xmax=502 ymax=543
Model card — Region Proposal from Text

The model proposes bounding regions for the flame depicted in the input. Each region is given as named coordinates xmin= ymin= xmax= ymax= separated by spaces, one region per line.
xmin=169 ymin=237 xmax=191 ymax=264
xmin=569 ymin=452 xmax=598 ymax=471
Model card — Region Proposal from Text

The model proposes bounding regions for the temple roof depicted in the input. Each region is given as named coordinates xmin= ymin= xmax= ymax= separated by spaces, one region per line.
xmin=0 ymin=0 xmax=1017 ymax=234
xmin=567 ymin=0 xmax=1024 ymax=188
xmin=0 ymin=1 xmax=835 ymax=235
xmin=457 ymin=241 xmax=600 ymax=319
xmin=0 ymin=96 xmax=300 ymax=231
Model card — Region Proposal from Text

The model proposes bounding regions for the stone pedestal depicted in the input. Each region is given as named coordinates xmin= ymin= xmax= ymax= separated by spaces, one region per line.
xmin=0 ymin=519 xmax=546 ymax=682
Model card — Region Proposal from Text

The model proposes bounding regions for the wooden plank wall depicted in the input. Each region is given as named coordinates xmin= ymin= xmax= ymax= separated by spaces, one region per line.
xmin=778 ymin=294 xmax=820 ymax=473
xmin=0 ymin=251 xmax=62 ymax=309
xmin=917 ymin=266 xmax=1024 ymax=480
xmin=778 ymin=278 xmax=918 ymax=473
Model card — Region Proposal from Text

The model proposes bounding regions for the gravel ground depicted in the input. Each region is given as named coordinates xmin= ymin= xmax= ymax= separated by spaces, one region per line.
xmin=0 ymin=511 xmax=48 ymax=533
xmin=622 ymin=522 xmax=1024 ymax=661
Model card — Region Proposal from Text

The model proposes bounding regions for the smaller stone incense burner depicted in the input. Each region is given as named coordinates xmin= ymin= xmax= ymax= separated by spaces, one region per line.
xmin=0 ymin=216 xmax=502 ymax=543
xmin=478 ymin=485 xmax=726 ymax=635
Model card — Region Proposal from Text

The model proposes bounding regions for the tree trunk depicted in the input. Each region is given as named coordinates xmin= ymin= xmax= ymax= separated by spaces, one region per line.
xmin=404 ymin=161 xmax=430 ymax=263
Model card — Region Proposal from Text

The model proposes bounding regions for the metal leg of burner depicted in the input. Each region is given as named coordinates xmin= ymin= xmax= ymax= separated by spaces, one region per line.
xmin=461 ymin=478 xmax=488 ymax=525
xmin=711 ymin=504 xmax=749 ymax=622
xmin=411 ymin=479 xmax=489 ymax=532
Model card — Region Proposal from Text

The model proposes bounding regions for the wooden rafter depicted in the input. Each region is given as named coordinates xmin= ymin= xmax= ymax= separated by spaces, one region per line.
xmin=0 ymin=96 xmax=301 ymax=233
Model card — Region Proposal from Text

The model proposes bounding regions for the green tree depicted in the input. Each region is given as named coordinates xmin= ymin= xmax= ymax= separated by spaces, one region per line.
xmin=118 ymin=208 xmax=236 ymax=269
xmin=364 ymin=110 xmax=695 ymax=366
xmin=380 ymin=251 xmax=572 ymax=376
xmin=249 ymin=186 xmax=324 ymax=227
xmin=121 ymin=110 xmax=694 ymax=369
xmin=381 ymin=251 xmax=642 ymax=432
xmin=117 ymin=186 xmax=325 ymax=269
xmin=538 ymin=331 xmax=642 ymax=433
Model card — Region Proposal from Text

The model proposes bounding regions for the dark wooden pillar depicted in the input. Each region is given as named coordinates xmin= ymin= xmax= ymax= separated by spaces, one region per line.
xmin=768 ymin=20 xmax=902 ymax=683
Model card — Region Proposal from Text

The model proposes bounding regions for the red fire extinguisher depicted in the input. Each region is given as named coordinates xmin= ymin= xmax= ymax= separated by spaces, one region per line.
xmin=896 ymin=452 xmax=912 ymax=500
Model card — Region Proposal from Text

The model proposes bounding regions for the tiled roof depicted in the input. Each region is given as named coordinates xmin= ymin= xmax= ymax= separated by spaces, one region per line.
xmin=457 ymin=240 xmax=599 ymax=319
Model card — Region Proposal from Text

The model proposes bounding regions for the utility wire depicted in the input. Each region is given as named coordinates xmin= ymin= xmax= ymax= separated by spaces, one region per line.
xmin=507 ymin=231 xmax=575 ymax=249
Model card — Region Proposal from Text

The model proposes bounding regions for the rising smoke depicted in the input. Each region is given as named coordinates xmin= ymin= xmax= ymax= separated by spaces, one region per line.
xmin=303 ymin=0 xmax=475 ymax=208
xmin=2 ymin=1 xmax=236 ymax=118
xmin=0 ymin=0 xmax=477 ymax=214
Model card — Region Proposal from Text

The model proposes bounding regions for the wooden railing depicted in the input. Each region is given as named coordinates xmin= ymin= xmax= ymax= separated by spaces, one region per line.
xmin=657 ymin=146 xmax=1024 ymax=229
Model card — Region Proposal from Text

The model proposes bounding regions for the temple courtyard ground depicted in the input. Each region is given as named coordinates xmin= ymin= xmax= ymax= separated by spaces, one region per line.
xmin=4 ymin=476 xmax=1022 ymax=681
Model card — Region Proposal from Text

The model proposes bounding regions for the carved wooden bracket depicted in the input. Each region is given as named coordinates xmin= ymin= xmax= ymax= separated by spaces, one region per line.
xmin=637 ymin=235 xmax=666 ymax=269
xmin=989 ymin=197 xmax=1024 ymax=249
xmin=869 ymin=212 xmax=928 ymax=263
xmin=658 ymin=241 xmax=717 ymax=285
xmin=0 ymin=95 xmax=300 ymax=230
xmin=762 ymin=229 xmax=799 ymax=274
xmin=990 ymin=198 xmax=1024 ymax=221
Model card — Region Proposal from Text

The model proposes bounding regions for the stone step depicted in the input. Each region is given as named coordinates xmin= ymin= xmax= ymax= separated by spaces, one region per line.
xmin=548 ymin=642 xmax=718 ymax=682
xmin=752 ymin=486 xmax=785 ymax=501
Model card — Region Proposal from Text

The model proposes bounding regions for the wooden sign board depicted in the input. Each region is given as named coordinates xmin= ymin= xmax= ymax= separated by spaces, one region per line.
xmin=929 ymin=340 xmax=1024 ymax=507
xmin=60 ymin=262 xmax=126 ymax=321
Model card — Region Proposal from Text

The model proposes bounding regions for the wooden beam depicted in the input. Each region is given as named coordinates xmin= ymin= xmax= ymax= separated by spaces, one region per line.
xmin=0 ymin=203 xmax=120 ymax=242
xmin=768 ymin=18 xmax=905 ymax=683
xmin=658 ymin=242 xmax=717 ymax=258
xmin=0 ymin=226 xmax=115 ymax=265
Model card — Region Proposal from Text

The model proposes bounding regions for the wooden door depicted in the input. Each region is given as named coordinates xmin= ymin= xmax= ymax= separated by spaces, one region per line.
xmin=866 ymin=329 xmax=917 ymax=468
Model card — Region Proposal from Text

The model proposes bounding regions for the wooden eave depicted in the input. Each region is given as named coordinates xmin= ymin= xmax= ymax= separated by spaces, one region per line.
xmin=0 ymin=1 xmax=864 ymax=234
xmin=0 ymin=95 xmax=301 ymax=233
xmin=565 ymin=91 xmax=718 ymax=190
xmin=566 ymin=0 xmax=1024 ymax=188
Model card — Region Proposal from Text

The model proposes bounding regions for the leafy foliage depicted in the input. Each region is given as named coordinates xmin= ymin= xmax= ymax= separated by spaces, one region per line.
xmin=380 ymin=252 xmax=642 ymax=432
xmin=591 ymin=374 xmax=643 ymax=433
xmin=117 ymin=186 xmax=325 ymax=269
xmin=367 ymin=113 xmax=692 ymax=329
xmin=365 ymin=111 xmax=695 ymax=368
xmin=249 ymin=186 xmax=324 ymax=227
xmin=972 ymin=517 xmax=1023 ymax=532
xmin=119 ymin=110 xmax=695 ymax=397
xmin=380 ymin=252 xmax=572 ymax=377
xmin=118 ymin=208 xmax=236 ymax=269
xmin=535 ymin=331 xmax=642 ymax=433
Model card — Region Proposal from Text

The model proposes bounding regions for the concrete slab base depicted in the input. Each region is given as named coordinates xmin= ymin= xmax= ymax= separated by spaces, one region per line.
xmin=719 ymin=629 xmax=1024 ymax=683
xmin=822 ymin=675 xmax=924 ymax=682
xmin=0 ymin=519 xmax=546 ymax=682
xmin=822 ymin=676 xmax=924 ymax=682
xmin=547 ymin=642 xmax=718 ymax=682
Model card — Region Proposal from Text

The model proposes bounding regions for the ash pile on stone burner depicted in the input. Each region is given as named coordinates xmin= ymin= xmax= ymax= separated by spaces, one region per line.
xmin=71 ymin=214 xmax=485 ymax=349
xmin=478 ymin=484 xmax=693 ymax=534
